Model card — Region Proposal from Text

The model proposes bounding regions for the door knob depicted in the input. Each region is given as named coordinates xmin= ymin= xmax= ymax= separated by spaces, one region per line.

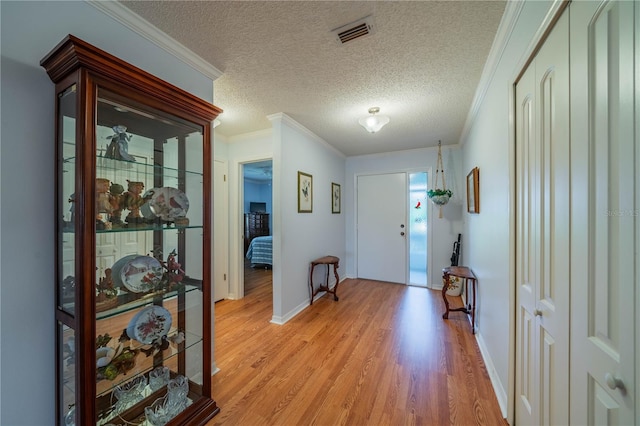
xmin=400 ymin=232 xmax=405 ymax=236
xmin=533 ymin=309 xmax=542 ymax=317
xmin=400 ymin=224 xmax=405 ymax=228
xmin=605 ymin=373 xmax=625 ymax=391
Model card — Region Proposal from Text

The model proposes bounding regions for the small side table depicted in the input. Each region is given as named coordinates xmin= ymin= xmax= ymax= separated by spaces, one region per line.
xmin=442 ymin=266 xmax=477 ymax=334
xmin=309 ymin=256 xmax=340 ymax=305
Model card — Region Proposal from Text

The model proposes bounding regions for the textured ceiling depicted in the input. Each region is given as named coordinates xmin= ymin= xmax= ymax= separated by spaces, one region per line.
xmin=119 ymin=1 xmax=506 ymax=156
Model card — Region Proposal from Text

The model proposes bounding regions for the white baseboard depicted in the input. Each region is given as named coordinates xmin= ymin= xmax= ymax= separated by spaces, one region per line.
xmin=271 ymin=299 xmax=310 ymax=325
xmin=475 ymin=331 xmax=508 ymax=418
xmin=271 ymin=279 xmax=344 ymax=325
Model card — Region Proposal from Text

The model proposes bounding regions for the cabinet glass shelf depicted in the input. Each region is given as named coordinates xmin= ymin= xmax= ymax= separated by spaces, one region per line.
xmin=59 ymin=224 xmax=204 ymax=234
xmin=62 ymin=156 xmax=205 ymax=179
xmin=95 ymin=329 xmax=204 ymax=399
xmin=95 ymin=283 xmax=201 ymax=321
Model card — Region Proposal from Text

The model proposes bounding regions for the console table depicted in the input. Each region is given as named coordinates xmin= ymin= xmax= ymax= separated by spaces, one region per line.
xmin=309 ymin=256 xmax=340 ymax=305
xmin=442 ymin=266 xmax=477 ymax=334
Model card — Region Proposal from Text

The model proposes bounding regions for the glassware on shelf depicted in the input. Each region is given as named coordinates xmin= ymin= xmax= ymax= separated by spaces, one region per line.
xmin=113 ymin=375 xmax=147 ymax=414
xmin=148 ymin=366 xmax=170 ymax=391
xmin=144 ymin=394 xmax=176 ymax=426
xmin=167 ymin=375 xmax=189 ymax=410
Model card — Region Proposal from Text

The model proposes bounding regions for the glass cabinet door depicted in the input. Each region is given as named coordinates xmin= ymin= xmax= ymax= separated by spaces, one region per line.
xmin=92 ymin=88 xmax=206 ymax=425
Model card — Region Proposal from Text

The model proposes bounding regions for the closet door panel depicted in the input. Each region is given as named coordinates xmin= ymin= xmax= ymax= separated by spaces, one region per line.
xmin=570 ymin=1 xmax=636 ymax=424
xmin=515 ymin=56 xmax=539 ymax=426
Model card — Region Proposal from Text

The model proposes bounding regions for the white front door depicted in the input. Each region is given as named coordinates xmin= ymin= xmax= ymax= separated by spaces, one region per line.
xmin=570 ymin=1 xmax=637 ymax=423
xmin=515 ymin=9 xmax=570 ymax=425
xmin=357 ymin=173 xmax=407 ymax=284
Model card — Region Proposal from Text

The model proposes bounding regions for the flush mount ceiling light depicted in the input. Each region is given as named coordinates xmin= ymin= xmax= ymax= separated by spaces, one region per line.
xmin=358 ymin=107 xmax=390 ymax=133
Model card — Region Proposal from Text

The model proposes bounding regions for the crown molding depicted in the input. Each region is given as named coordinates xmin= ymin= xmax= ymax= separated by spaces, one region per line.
xmin=267 ymin=113 xmax=346 ymax=159
xmin=459 ymin=0 xmax=525 ymax=145
xmin=86 ymin=0 xmax=223 ymax=81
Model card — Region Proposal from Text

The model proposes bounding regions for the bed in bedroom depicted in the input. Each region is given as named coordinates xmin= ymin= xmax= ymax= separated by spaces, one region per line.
xmin=246 ymin=235 xmax=272 ymax=267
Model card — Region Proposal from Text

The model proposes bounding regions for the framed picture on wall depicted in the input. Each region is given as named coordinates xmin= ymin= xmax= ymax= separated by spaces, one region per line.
xmin=331 ymin=182 xmax=341 ymax=214
xmin=467 ymin=167 xmax=480 ymax=213
xmin=298 ymin=171 xmax=313 ymax=213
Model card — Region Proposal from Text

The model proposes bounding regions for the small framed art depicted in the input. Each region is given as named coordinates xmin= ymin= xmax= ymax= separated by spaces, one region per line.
xmin=467 ymin=167 xmax=480 ymax=213
xmin=298 ymin=171 xmax=313 ymax=213
xmin=331 ymin=182 xmax=341 ymax=214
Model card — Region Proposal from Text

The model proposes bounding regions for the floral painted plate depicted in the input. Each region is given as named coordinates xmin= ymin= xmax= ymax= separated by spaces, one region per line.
xmin=120 ymin=255 xmax=163 ymax=293
xmin=110 ymin=254 xmax=139 ymax=289
xmin=126 ymin=305 xmax=172 ymax=345
xmin=140 ymin=187 xmax=189 ymax=221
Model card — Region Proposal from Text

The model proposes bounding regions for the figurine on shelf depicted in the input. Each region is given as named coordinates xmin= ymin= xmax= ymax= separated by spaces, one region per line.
xmin=96 ymin=268 xmax=118 ymax=312
xmin=156 ymin=249 xmax=185 ymax=291
xmin=121 ymin=180 xmax=152 ymax=227
xmin=96 ymin=178 xmax=115 ymax=229
xmin=65 ymin=193 xmax=76 ymax=230
xmin=105 ymin=125 xmax=136 ymax=162
xmin=61 ymin=275 xmax=76 ymax=302
xmin=95 ymin=333 xmax=139 ymax=381
xmin=108 ymin=182 xmax=125 ymax=227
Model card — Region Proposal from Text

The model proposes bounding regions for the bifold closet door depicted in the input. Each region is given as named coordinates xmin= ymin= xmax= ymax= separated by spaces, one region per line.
xmin=569 ymin=1 xmax=637 ymax=424
xmin=515 ymin=10 xmax=570 ymax=426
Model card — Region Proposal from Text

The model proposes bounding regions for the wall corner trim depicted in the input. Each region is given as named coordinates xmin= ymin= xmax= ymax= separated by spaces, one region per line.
xmin=267 ymin=112 xmax=346 ymax=158
xmin=86 ymin=0 xmax=223 ymax=81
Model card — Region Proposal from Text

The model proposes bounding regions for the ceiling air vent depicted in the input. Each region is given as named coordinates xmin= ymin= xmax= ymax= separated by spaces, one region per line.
xmin=331 ymin=16 xmax=375 ymax=45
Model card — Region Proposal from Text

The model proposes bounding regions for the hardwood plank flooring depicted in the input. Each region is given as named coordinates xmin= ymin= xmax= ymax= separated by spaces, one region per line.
xmin=209 ymin=279 xmax=507 ymax=426
xmin=244 ymin=259 xmax=272 ymax=296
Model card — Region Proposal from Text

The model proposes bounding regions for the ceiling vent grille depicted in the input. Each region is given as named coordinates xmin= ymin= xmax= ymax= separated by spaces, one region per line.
xmin=331 ymin=16 xmax=375 ymax=45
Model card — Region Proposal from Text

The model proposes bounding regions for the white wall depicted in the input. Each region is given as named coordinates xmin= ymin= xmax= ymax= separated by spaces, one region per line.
xmin=270 ymin=114 xmax=346 ymax=322
xmin=0 ymin=2 xmax=215 ymax=424
xmin=224 ymin=129 xmax=273 ymax=299
xmin=345 ymin=146 xmax=463 ymax=286
xmin=460 ymin=0 xmax=556 ymax=418
xmin=219 ymin=116 xmax=346 ymax=321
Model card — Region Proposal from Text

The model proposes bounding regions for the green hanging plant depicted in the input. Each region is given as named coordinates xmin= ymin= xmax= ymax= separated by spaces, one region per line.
xmin=429 ymin=141 xmax=452 ymax=216
xmin=427 ymin=188 xmax=453 ymax=198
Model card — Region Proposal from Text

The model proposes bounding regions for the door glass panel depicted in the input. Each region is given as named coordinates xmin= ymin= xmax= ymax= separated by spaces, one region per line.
xmin=59 ymin=322 xmax=76 ymax=426
xmin=409 ymin=172 xmax=428 ymax=286
xmin=59 ymin=84 xmax=77 ymax=315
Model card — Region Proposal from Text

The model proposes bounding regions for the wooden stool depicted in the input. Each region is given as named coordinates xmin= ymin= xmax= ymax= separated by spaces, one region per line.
xmin=442 ymin=266 xmax=477 ymax=334
xmin=309 ymin=256 xmax=340 ymax=305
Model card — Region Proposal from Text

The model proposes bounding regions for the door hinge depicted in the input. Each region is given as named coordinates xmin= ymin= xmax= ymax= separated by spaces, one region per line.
xmin=224 ymin=174 xmax=226 ymax=182
xmin=224 ymin=273 xmax=227 ymax=280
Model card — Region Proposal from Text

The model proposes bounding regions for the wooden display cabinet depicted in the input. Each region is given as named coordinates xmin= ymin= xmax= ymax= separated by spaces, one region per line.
xmin=41 ymin=35 xmax=222 ymax=425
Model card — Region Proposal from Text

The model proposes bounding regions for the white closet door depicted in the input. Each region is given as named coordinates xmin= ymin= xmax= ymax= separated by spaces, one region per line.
xmin=515 ymin=10 xmax=570 ymax=426
xmin=570 ymin=1 xmax=637 ymax=424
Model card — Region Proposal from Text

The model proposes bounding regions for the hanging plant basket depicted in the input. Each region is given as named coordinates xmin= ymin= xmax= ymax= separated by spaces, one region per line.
xmin=427 ymin=189 xmax=452 ymax=206
xmin=429 ymin=141 xmax=452 ymax=217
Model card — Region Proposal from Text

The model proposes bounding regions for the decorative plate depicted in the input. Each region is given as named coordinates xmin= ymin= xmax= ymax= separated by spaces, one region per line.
xmin=120 ymin=255 xmax=163 ymax=293
xmin=110 ymin=254 xmax=139 ymax=289
xmin=141 ymin=187 xmax=189 ymax=221
xmin=126 ymin=305 xmax=172 ymax=345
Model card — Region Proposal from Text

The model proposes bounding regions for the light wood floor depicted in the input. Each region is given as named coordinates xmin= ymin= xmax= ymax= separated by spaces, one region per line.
xmin=209 ymin=278 xmax=507 ymax=426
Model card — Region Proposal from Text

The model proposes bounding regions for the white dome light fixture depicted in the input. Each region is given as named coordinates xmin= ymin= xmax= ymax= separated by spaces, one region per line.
xmin=358 ymin=107 xmax=390 ymax=133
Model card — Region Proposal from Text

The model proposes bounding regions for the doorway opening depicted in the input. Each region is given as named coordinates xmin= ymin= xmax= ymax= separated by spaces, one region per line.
xmin=409 ymin=172 xmax=428 ymax=286
xmin=242 ymin=160 xmax=273 ymax=296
